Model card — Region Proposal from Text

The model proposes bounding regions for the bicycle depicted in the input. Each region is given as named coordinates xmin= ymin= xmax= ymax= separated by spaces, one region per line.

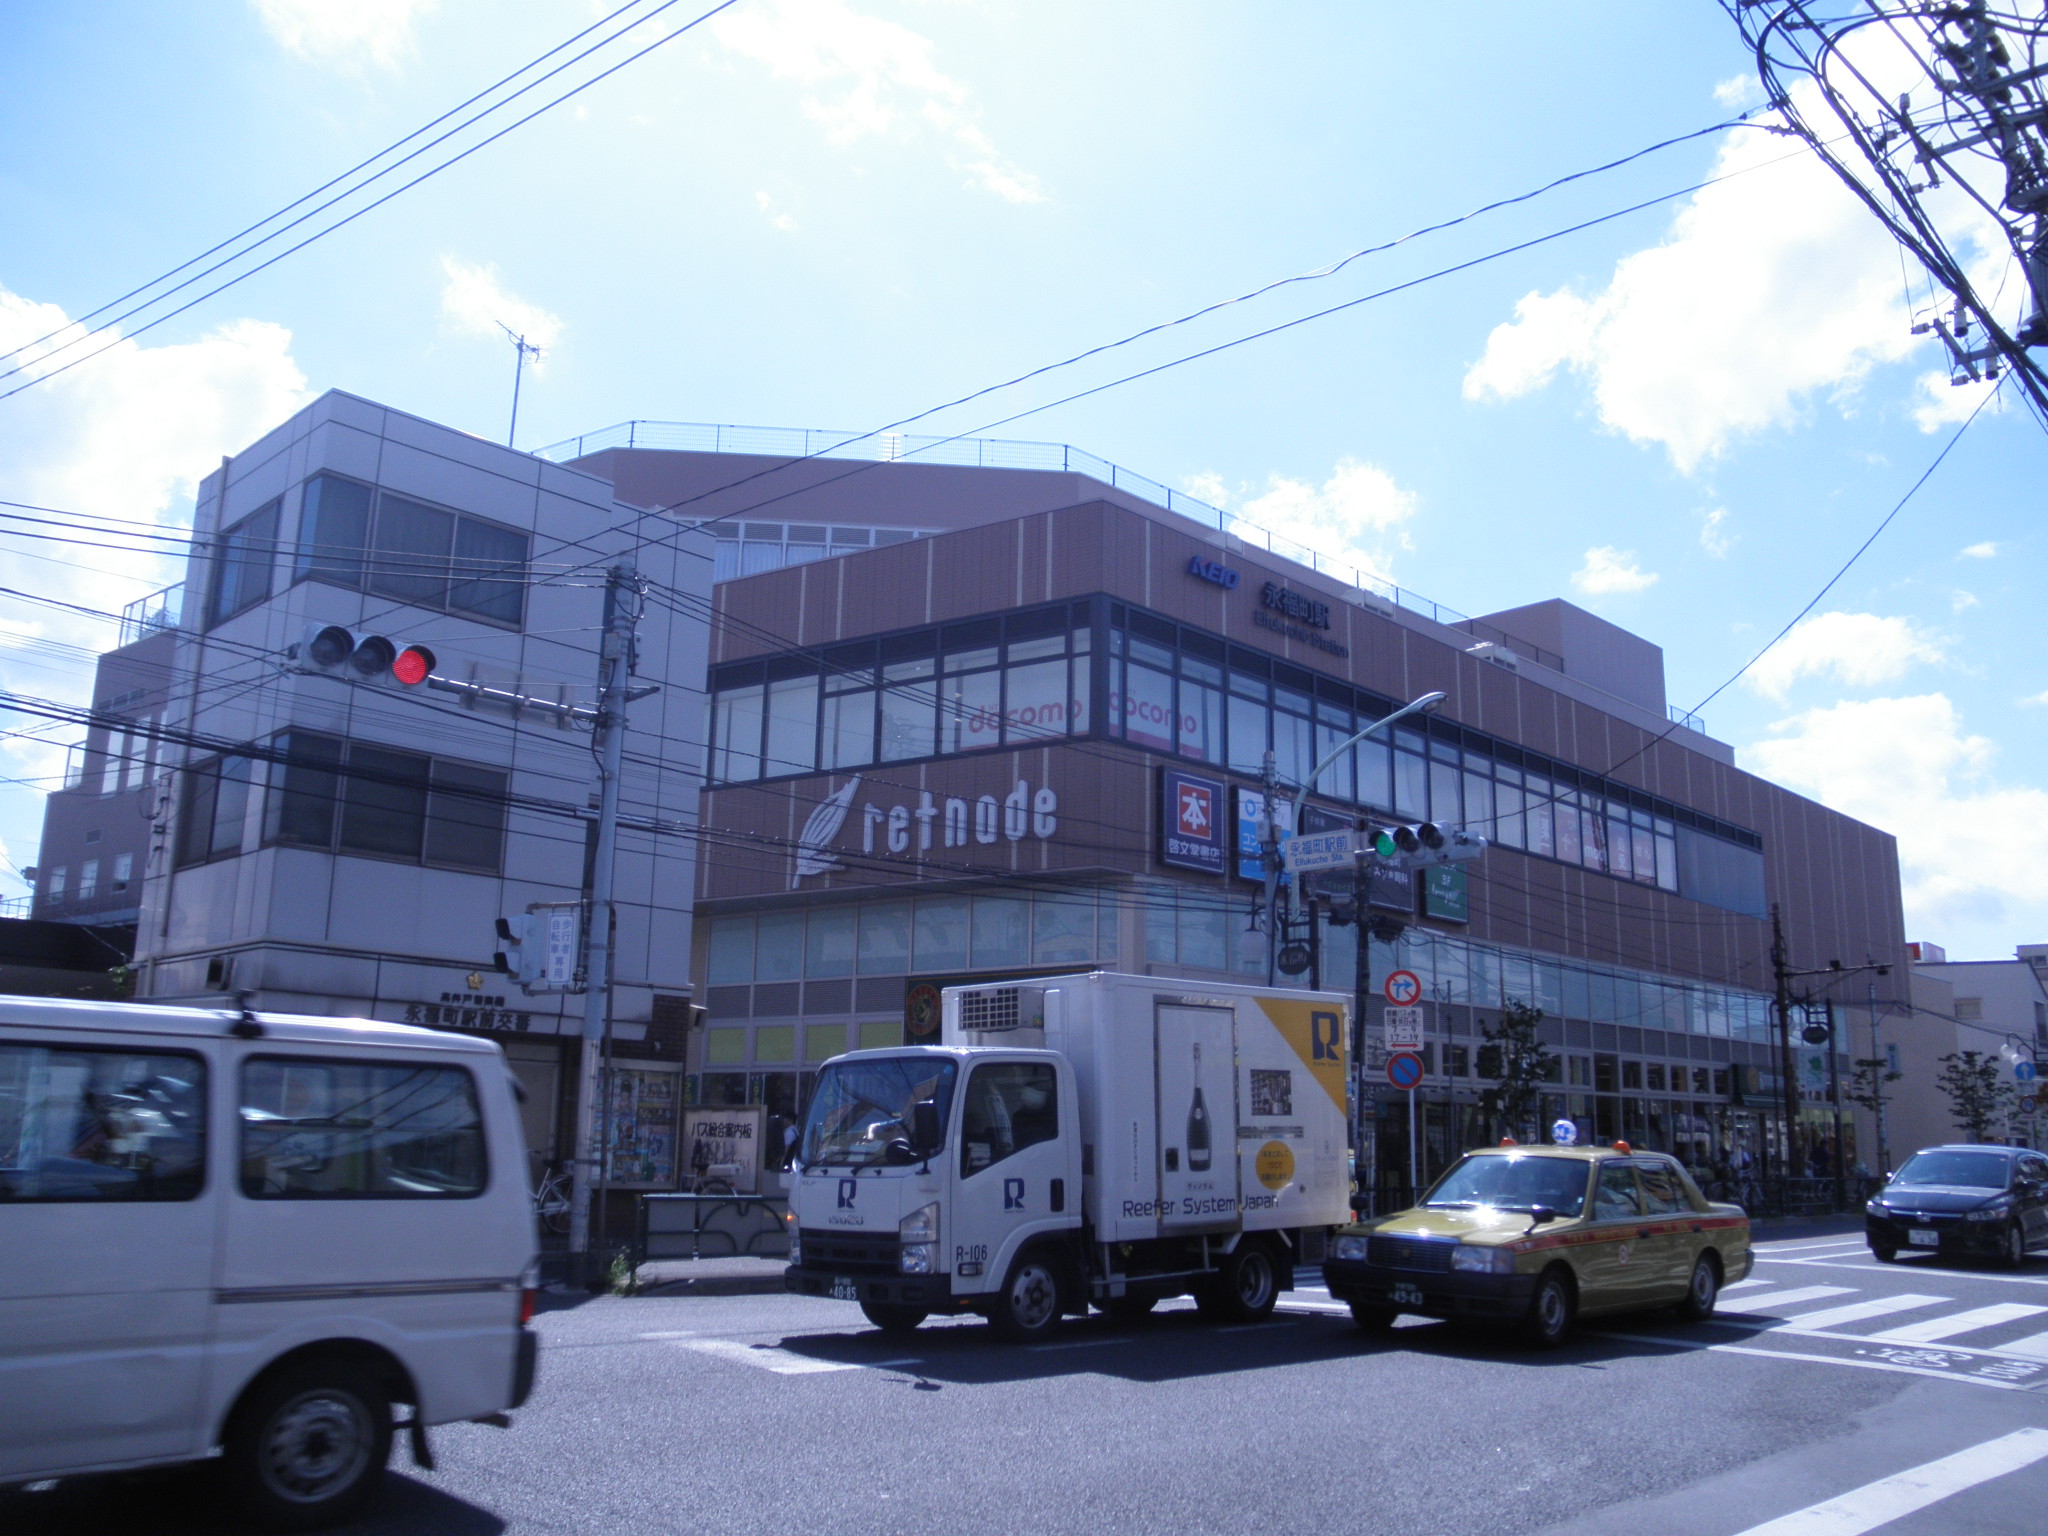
xmin=533 ymin=1159 xmax=573 ymax=1236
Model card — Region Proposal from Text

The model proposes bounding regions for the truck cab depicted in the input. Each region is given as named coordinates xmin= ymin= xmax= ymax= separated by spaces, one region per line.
xmin=784 ymin=1045 xmax=1082 ymax=1339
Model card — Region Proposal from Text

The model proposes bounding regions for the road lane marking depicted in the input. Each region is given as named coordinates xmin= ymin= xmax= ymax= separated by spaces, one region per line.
xmin=672 ymin=1338 xmax=862 ymax=1374
xmin=1756 ymin=1238 xmax=1871 ymax=1253
xmin=1593 ymin=1331 xmax=2038 ymax=1390
xmin=1729 ymin=1426 xmax=2048 ymax=1534
xmin=1716 ymin=1286 xmax=1855 ymax=1313
xmin=1866 ymin=1302 xmax=2048 ymax=1343
xmin=1778 ymin=1294 xmax=1950 ymax=1330
xmin=1724 ymin=1278 xmax=1770 ymax=1291
xmin=1987 ymin=1328 xmax=2048 ymax=1360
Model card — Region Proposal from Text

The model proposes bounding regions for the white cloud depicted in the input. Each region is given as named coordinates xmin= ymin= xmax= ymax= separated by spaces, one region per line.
xmin=1744 ymin=611 xmax=1943 ymax=701
xmin=252 ymin=0 xmax=434 ymax=70
xmin=754 ymin=191 xmax=800 ymax=233
xmin=712 ymin=0 xmax=1044 ymax=203
xmin=1958 ymin=540 xmax=1999 ymax=559
xmin=438 ymin=257 xmax=563 ymax=365
xmin=1463 ymin=32 xmax=2008 ymax=472
xmin=1746 ymin=694 xmax=2048 ymax=946
xmin=1570 ymin=547 xmax=1657 ymax=596
xmin=0 ymin=277 xmax=310 ymax=888
xmin=1699 ymin=507 xmax=1734 ymax=558
xmin=1188 ymin=459 xmax=1419 ymax=585
xmin=1713 ymin=73 xmax=1764 ymax=109
xmin=1913 ymin=368 xmax=2002 ymax=431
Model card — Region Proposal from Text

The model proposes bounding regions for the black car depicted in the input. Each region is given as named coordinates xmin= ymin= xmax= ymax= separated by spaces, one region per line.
xmin=1865 ymin=1144 xmax=2048 ymax=1266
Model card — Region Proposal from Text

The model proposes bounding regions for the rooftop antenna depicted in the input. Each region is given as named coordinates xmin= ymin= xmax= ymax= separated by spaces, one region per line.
xmin=499 ymin=323 xmax=543 ymax=448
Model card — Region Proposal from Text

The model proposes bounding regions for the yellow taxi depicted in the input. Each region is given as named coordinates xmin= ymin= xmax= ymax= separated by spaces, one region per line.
xmin=1324 ymin=1139 xmax=1752 ymax=1347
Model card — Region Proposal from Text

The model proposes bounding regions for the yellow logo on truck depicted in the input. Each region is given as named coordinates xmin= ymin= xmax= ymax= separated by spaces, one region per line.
xmin=1254 ymin=996 xmax=1349 ymax=1112
xmin=1256 ymin=1140 xmax=1296 ymax=1191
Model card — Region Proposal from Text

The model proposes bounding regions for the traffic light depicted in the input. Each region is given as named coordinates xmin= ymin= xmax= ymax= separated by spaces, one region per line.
xmin=493 ymin=913 xmax=544 ymax=988
xmin=1366 ymin=822 xmax=1488 ymax=867
xmin=293 ymin=624 xmax=437 ymax=686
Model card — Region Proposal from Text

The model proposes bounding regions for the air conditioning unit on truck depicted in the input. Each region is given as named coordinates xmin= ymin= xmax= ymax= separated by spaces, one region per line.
xmin=783 ymin=971 xmax=1351 ymax=1341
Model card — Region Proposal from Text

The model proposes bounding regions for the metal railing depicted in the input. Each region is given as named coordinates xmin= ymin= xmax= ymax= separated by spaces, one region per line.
xmin=118 ymin=583 xmax=182 ymax=646
xmin=537 ymin=419 xmax=1567 ymax=672
xmin=1668 ymin=702 xmax=1708 ymax=735
xmin=637 ymin=1192 xmax=789 ymax=1264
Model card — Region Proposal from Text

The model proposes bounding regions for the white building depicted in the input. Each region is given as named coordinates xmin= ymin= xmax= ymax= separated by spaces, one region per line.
xmin=130 ymin=391 xmax=713 ymax=1182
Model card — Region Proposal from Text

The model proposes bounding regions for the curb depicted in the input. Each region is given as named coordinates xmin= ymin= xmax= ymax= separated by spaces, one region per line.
xmin=633 ymin=1272 xmax=788 ymax=1298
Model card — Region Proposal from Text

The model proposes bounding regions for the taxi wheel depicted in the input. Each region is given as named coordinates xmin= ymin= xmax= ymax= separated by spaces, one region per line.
xmin=860 ymin=1302 xmax=929 ymax=1336
xmin=1871 ymin=1244 xmax=1899 ymax=1263
xmin=1523 ymin=1268 xmax=1576 ymax=1349
xmin=1674 ymin=1251 xmax=1720 ymax=1323
xmin=1348 ymin=1301 xmax=1398 ymax=1333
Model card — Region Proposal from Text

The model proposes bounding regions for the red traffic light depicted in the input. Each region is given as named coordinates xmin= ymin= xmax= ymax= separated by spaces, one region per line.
xmin=392 ymin=644 xmax=436 ymax=686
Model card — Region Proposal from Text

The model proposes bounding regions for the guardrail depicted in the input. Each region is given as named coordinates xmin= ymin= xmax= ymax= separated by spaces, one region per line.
xmin=536 ymin=419 xmax=1566 ymax=672
xmin=638 ymin=1192 xmax=789 ymax=1264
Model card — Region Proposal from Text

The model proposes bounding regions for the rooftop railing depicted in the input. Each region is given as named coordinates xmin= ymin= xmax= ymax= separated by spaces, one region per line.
xmin=118 ymin=583 xmax=182 ymax=646
xmin=536 ymin=419 xmax=1566 ymax=672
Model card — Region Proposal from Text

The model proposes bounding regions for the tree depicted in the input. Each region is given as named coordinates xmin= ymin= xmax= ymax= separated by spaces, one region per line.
xmin=1934 ymin=1050 xmax=2015 ymax=1143
xmin=1477 ymin=1000 xmax=1554 ymax=1143
xmin=1844 ymin=1056 xmax=1901 ymax=1120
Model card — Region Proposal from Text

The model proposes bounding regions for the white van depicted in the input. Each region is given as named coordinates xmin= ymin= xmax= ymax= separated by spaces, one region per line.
xmin=0 ymin=996 xmax=539 ymax=1528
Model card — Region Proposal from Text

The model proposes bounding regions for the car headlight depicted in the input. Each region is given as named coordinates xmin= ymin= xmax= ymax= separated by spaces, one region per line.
xmin=1450 ymin=1243 xmax=1516 ymax=1274
xmin=1865 ymin=1199 xmax=1884 ymax=1216
xmin=899 ymin=1243 xmax=935 ymax=1274
xmin=900 ymin=1202 xmax=939 ymax=1243
xmin=1333 ymin=1233 xmax=1369 ymax=1261
xmin=1966 ymin=1200 xmax=2013 ymax=1222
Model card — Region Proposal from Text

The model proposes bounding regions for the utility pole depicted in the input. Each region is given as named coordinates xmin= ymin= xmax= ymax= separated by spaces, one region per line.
xmin=501 ymin=325 xmax=543 ymax=449
xmin=1870 ymin=973 xmax=1891 ymax=1174
xmin=1772 ymin=903 xmax=1799 ymax=1183
xmin=568 ymin=562 xmax=643 ymax=1280
xmin=1259 ymin=750 xmax=1281 ymax=986
xmin=1826 ymin=1000 xmax=1845 ymax=1210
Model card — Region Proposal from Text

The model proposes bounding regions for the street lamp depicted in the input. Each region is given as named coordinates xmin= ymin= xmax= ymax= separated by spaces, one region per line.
xmin=1259 ymin=688 xmax=1446 ymax=1207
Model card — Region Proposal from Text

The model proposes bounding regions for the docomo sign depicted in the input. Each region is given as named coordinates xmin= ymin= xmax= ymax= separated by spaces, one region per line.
xmin=953 ymin=688 xmax=1088 ymax=751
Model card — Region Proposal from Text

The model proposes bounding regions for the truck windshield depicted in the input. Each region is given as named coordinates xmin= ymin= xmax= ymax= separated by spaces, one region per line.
xmin=1420 ymin=1154 xmax=1589 ymax=1216
xmin=801 ymin=1057 xmax=958 ymax=1168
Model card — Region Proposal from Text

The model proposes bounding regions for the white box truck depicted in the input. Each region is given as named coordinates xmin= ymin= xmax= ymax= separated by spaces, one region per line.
xmin=783 ymin=971 xmax=1350 ymax=1341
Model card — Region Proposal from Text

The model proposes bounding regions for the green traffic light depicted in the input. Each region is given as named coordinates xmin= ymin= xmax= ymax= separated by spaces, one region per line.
xmin=1370 ymin=828 xmax=1398 ymax=858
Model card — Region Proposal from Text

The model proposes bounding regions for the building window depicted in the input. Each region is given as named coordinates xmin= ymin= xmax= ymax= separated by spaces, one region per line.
xmin=294 ymin=473 xmax=528 ymax=628
xmin=1956 ymin=997 xmax=1983 ymax=1021
xmin=176 ymin=754 xmax=255 ymax=867
xmin=111 ymin=853 xmax=133 ymax=894
xmin=264 ymin=729 xmax=508 ymax=874
xmin=204 ymin=499 xmax=281 ymax=629
xmin=45 ymin=866 xmax=65 ymax=903
xmin=78 ymin=860 xmax=99 ymax=901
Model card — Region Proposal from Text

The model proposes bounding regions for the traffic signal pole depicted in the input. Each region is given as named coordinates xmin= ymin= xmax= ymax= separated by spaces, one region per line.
xmin=568 ymin=563 xmax=644 ymax=1279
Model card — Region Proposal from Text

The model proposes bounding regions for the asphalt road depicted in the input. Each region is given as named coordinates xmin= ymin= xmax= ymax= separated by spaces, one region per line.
xmin=15 ymin=1226 xmax=2048 ymax=1536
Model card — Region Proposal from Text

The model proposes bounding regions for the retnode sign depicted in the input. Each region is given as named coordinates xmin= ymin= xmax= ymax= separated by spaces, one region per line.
xmin=791 ymin=774 xmax=1059 ymax=888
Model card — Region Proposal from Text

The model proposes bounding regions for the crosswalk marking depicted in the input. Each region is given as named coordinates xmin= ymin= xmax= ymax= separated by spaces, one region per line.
xmin=1865 ymin=1301 xmax=2048 ymax=1344
xmin=1723 ymin=1277 xmax=1769 ymax=1291
xmin=1716 ymin=1285 xmax=1856 ymax=1314
xmin=673 ymin=1337 xmax=863 ymax=1374
xmin=1731 ymin=1427 xmax=2048 ymax=1535
xmin=1778 ymin=1293 xmax=1950 ymax=1330
xmin=1987 ymin=1328 xmax=2048 ymax=1360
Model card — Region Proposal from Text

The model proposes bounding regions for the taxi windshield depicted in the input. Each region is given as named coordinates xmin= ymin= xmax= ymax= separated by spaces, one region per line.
xmin=1892 ymin=1149 xmax=2012 ymax=1191
xmin=1421 ymin=1154 xmax=1590 ymax=1216
xmin=800 ymin=1057 xmax=957 ymax=1168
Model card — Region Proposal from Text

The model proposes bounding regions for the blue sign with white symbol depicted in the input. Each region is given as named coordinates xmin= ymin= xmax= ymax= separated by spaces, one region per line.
xmin=2018 ymin=1061 xmax=2038 ymax=1082
xmin=1386 ymin=1051 xmax=1424 ymax=1090
xmin=1551 ymin=1119 xmax=1579 ymax=1146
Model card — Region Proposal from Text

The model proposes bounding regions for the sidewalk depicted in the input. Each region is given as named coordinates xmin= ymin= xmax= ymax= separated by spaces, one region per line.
xmin=629 ymin=1255 xmax=788 ymax=1297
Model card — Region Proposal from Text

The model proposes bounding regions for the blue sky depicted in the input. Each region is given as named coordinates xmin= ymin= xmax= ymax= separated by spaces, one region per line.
xmin=2 ymin=0 xmax=2044 ymax=960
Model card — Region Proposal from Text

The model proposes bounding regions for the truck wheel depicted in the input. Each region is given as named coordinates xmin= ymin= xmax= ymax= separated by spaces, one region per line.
xmin=221 ymin=1359 xmax=392 ymax=1530
xmin=988 ymin=1251 xmax=1064 ymax=1342
xmin=1522 ymin=1267 xmax=1576 ymax=1350
xmin=1201 ymin=1242 xmax=1279 ymax=1324
xmin=1674 ymin=1251 xmax=1720 ymax=1323
xmin=860 ymin=1302 xmax=929 ymax=1336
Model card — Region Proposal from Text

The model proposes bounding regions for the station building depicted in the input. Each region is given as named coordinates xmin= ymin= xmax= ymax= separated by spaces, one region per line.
xmin=550 ymin=422 xmax=1910 ymax=1196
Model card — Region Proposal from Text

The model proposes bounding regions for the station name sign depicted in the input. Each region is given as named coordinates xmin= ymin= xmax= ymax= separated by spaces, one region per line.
xmin=1255 ymin=582 xmax=1348 ymax=657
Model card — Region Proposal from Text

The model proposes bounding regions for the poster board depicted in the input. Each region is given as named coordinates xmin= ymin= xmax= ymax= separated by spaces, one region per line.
xmin=682 ymin=1105 xmax=766 ymax=1194
xmin=605 ymin=1066 xmax=682 ymax=1189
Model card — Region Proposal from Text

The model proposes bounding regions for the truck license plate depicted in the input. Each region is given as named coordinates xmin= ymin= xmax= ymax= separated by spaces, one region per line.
xmin=831 ymin=1277 xmax=861 ymax=1301
xmin=1390 ymin=1282 xmax=1425 ymax=1308
xmin=1909 ymin=1229 xmax=1939 ymax=1247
